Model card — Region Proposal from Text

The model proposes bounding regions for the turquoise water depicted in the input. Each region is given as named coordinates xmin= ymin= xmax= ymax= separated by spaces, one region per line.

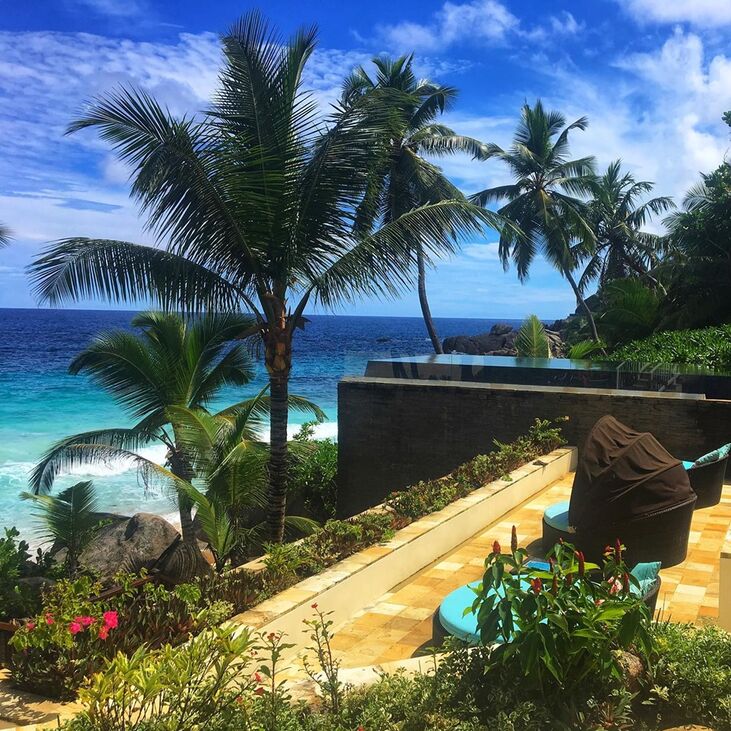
xmin=0 ymin=309 xmax=519 ymax=541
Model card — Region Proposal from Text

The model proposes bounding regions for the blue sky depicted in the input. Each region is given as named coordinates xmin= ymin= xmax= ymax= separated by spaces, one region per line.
xmin=1 ymin=0 xmax=731 ymax=318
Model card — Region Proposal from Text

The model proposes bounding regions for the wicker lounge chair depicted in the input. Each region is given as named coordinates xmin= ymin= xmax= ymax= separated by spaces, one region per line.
xmin=542 ymin=416 xmax=696 ymax=568
xmin=682 ymin=444 xmax=730 ymax=509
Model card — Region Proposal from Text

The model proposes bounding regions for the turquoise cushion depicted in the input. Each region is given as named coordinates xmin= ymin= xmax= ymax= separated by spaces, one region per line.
xmin=630 ymin=561 xmax=661 ymax=597
xmin=543 ymin=500 xmax=573 ymax=532
xmin=682 ymin=460 xmax=696 ymax=471
xmin=439 ymin=579 xmax=532 ymax=644
xmin=693 ymin=444 xmax=731 ymax=467
xmin=440 ymin=564 xmax=662 ymax=644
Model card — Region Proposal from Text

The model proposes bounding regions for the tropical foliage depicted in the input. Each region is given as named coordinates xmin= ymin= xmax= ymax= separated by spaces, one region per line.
xmin=61 ymin=592 xmax=731 ymax=731
xmin=515 ymin=314 xmax=551 ymax=358
xmin=30 ymin=311 xmax=256 ymax=547
xmin=341 ymin=54 xmax=491 ymax=353
xmin=472 ymin=101 xmax=600 ymax=341
xmin=0 ymin=222 xmax=10 ymax=248
xmin=608 ymin=324 xmax=731 ymax=371
xmin=662 ymin=162 xmax=731 ymax=328
xmin=21 ymin=481 xmax=105 ymax=575
xmin=580 ymin=160 xmax=673 ymax=293
xmin=29 ymin=12 xmax=489 ymax=543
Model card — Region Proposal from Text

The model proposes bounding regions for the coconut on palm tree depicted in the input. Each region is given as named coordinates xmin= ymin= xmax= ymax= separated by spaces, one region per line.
xmin=472 ymin=101 xmax=600 ymax=341
xmin=580 ymin=160 xmax=673 ymax=293
xmin=30 ymin=311 xmax=258 ymax=546
xmin=29 ymin=12 xmax=487 ymax=541
xmin=341 ymin=55 xmax=489 ymax=353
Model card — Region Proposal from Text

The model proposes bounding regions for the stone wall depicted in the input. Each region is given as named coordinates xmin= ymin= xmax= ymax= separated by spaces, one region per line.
xmin=336 ymin=377 xmax=731 ymax=517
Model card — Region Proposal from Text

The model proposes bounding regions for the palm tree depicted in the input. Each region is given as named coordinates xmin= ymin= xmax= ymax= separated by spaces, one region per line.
xmin=30 ymin=311 xmax=257 ymax=546
xmin=580 ymin=160 xmax=673 ymax=293
xmin=29 ymin=12 xmax=486 ymax=542
xmin=21 ymin=481 xmax=104 ymax=575
xmin=341 ymin=55 xmax=489 ymax=353
xmin=662 ymin=163 xmax=731 ymax=326
xmin=170 ymin=389 xmax=319 ymax=571
xmin=0 ymin=223 xmax=10 ymax=248
xmin=472 ymin=101 xmax=600 ymax=341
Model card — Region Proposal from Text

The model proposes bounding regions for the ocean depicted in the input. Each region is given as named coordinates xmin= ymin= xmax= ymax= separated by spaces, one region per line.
xmin=0 ymin=308 xmax=521 ymax=540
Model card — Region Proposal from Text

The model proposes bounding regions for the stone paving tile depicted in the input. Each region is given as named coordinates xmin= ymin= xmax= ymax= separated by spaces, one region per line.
xmin=325 ymin=475 xmax=731 ymax=669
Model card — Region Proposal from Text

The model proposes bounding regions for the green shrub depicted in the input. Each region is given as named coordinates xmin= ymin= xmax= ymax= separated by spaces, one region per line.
xmin=652 ymin=623 xmax=731 ymax=729
xmin=607 ymin=324 xmax=731 ymax=370
xmin=0 ymin=527 xmax=41 ymax=621
xmin=290 ymin=422 xmax=339 ymax=520
xmin=387 ymin=418 xmax=567 ymax=519
xmin=473 ymin=536 xmax=653 ymax=701
xmin=9 ymin=573 xmax=233 ymax=698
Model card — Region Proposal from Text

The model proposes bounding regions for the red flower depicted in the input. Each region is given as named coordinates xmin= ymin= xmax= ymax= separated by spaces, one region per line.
xmin=26 ymin=621 xmax=36 ymax=631
xmin=103 ymin=611 xmax=118 ymax=630
xmin=603 ymin=545 xmax=613 ymax=556
xmin=69 ymin=621 xmax=83 ymax=635
xmin=530 ymin=577 xmax=543 ymax=594
xmin=45 ymin=613 xmax=54 ymax=626
xmin=608 ymin=578 xmax=621 ymax=595
xmin=622 ymin=572 xmax=630 ymax=593
xmin=492 ymin=540 xmax=501 ymax=555
xmin=254 ymin=672 xmax=262 ymax=683
xmin=551 ymin=574 xmax=558 ymax=596
xmin=311 ymin=603 xmax=318 ymax=610
xmin=510 ymin=525 xmax=518 ymax=554
xmin=254 ymin=686 xmax=265 ymax=696
xmin=77 ymin=616 xmax=94 ymax=628
xmin=615 ymin=538 xmax=623 ymax=559
xmin=575 ymin=550 xmax=585 ymax=578
xmin=98 ymin=625 xmax=109 ymax=641
xmin=267 ymin=632 xmax=276 ymax=641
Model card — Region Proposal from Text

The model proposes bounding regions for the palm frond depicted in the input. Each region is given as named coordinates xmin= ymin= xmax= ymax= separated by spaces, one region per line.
xmin=30 ymin=427 xmax=162 ymax=494
xmin=29 ymin=238 xmax=243 ymax=311
xmin=515 ymin=315 xmax=550 ymax=358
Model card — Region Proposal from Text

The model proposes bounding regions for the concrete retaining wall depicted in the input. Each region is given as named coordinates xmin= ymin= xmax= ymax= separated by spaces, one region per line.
xmin=337 ymin=377 xmax=731 ymax=517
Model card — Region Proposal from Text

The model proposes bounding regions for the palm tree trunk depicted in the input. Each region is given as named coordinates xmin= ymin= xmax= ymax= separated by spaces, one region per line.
xmin=417 ymin=246 xmax=443 ymax=354
xmin=265 ymin=307 xmax=292 ymax=543
xmin=564 ymin=269 xmax=601 ymax=343
xmin=167 ymin=443 xmax=198 ymax=546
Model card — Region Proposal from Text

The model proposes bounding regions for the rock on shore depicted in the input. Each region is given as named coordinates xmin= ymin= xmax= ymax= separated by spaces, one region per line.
xmin=443 ymin=323 xmax=564 ymax=357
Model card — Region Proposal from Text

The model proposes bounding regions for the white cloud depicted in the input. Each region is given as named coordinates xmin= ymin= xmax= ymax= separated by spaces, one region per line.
xmin=374 ymin=1 xmax=583 ymax=52
xmin=618 ymin=0 xmax=731 ymax=27
xmin=376 ymin=0 xmax=519 ymax=52
xmin=67 ymin=0 xmax=146 ymax=17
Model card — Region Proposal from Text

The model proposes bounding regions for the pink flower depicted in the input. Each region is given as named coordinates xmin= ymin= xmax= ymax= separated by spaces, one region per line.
xmin=77 ymin=616 xmax=94 ymax=628
xmin=69 ymin=621 xmax=83 ymax=635
xmin=254 ymin=686 xmax=265 ymax=696
xmin=45 ymin=613 xmax=54 ymax=626
xmin=98 ymin=625 xmax=109 ymax=641
xmin=492 ymin=540 xmax=501 ymax=555
xmin=26 ymin=621 xmax=36 ymax=631
xmin=102 ymin=611 xmax=118 ymax=630
xmin=608 ymin=578 xmax=621 ymax=595
xmin=254 ymin=672 xmax=262 ymax=684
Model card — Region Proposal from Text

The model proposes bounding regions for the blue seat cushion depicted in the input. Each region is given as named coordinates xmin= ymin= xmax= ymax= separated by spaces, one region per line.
xmin=543 ymin=499 xmax=574 ymax=532
xmin=439 ymin=563 xmax=661 ymax=645
xmin=691 ymin=444 xmax=731 ymax=467
xmin=630 ymin=561 xmax=661 ymax=596
xmin=438 ymin=579 xmax=531 ymax=644
xmin=682 ymin=460 xmax=696 ymax=471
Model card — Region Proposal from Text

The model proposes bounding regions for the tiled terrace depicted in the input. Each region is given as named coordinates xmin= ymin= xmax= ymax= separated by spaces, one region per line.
xmin=327 ymin=473 xmax=731 ymax=669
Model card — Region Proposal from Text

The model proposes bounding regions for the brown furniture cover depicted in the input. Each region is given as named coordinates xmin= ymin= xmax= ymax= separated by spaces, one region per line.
xmin=568 ymin=415 xmax=695 ymax=529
